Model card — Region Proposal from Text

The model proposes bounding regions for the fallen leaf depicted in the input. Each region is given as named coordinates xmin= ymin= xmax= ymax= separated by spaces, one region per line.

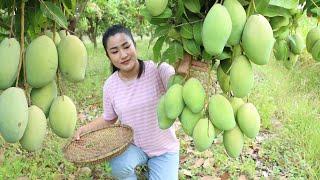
xmin=203 ymin=158 xmax=214 ymax=169
xmin=238 ymin=175 xmax=247 ymax=180
xmin=78 ymin=113 xmax=86 ymax=121
xmin=181 ymin=169 xmax=192 ymax=177
xmin=220 ymin=172 xmax=230 ymax=180
xmin=203 ymin=150 xmax=213 ymax=158
xmin=200 ymin=176 xmax=218 ymax=180
xmin=180 ymin=155 xmax=188 ymax=164
xmin=192 ymin=158 xmax=205 ymax=168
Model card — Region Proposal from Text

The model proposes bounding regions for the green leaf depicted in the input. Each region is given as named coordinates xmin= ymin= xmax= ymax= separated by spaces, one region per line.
xmin=153 ymin=36 xmax=167 ymax=61
xmin=183 ymin=0 xmax=201 ymax=13
xmin=260 ymin=5 xmax=291 ymax=17
xmin=182 ymin=38 xmax=201 ymax=57
xmin=141 ymin=7 xmax=152 ymax=22
xmin=193 ymin=21 xmax=202 ymax=45
xmin=202 ymin=50 xmax=213 ymax=61
xmin=175 ymin=0 xmax=185 ymax=18
xmin=254 ymin=0 xmax=271 ymax=13
xmin=40 ymin=1 xmax=68 ymax=29
xmin=162 ymin=41 xmax=184 ymax=64
xmin=61 ymin=0 xmax=76 ymax=10
xmin=180 ymin=19 xmax=193 ymax=39
xmin=269 ymin=0 xmax=299 ymax=9
xmin=154 ymin=25 xmax=171 ymax=38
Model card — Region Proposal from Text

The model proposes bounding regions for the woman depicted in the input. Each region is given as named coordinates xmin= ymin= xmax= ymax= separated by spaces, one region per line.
xmin=74 ymin=24 xmax=184 ymax=180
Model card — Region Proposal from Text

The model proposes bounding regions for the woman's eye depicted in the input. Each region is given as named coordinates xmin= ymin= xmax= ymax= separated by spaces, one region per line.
xmin=111 ymin=51 xmax=118 ymax=54
xmin=124 ymin=45 xmax=130 ymax=49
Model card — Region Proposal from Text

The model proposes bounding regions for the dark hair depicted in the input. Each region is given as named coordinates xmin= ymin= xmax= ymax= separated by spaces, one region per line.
xmin=102 ymin=24 xmax=144 ymax=78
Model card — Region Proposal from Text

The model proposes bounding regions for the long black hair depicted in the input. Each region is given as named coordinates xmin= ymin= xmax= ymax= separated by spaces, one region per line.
xmin=102 ymin=24 xmax=145 ymax=78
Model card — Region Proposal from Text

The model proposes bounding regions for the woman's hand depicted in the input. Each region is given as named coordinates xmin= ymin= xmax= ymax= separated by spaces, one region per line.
xmin=74 ymin=126 xmax=85 ymax=140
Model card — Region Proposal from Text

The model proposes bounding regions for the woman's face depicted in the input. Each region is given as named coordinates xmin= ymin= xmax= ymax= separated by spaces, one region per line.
xmin=106 ymin=33 xmax=138 ymax=73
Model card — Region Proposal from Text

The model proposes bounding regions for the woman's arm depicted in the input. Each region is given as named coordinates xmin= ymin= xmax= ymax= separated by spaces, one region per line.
xmin=74 ymin=116 xmax=117 ymax=140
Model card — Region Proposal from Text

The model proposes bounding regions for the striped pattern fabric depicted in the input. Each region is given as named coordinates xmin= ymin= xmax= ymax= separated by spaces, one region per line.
xmin=103 ymin=61 xmax=179 ymax=157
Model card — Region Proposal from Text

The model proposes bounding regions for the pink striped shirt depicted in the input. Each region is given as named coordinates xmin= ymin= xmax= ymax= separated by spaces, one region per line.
xmin=102 ymin=61 xmax=179 ymax=157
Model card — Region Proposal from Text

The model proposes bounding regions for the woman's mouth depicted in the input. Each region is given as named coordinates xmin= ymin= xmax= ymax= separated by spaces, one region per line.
xmin=121 ymin=59 xmax=130 ymax=64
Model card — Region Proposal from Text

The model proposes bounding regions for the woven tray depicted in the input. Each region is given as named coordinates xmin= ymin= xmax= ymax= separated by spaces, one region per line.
xmin=63 ymin=124 xmax=133 ymax=165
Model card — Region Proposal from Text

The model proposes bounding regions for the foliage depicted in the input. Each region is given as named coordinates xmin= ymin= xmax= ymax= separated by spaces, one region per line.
xmin=0 ymin=0 xmax=76 ymax=42
xmin=77 ymin=0 xmax=152 ymax=47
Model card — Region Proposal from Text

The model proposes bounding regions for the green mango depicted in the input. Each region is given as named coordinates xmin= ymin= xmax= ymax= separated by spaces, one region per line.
xmin=20 ymin=106 xmax=47 ymax=151
xmin=230 ymin=55 xmax=254 ymax=98
xmin=49 ymin=95 xmax=77 ymax=138
xmin=288 ymin=33 xmax=305 ymax=54
xmin=193 ymin=118 xmax=215 ymax=152
xmin=157 ymin=95 xmax=175 ymax=129
xmin=26 ymin=35 xmax=58 ymax=88
xmin=306 ymin=27 xmax=320 ymax=53
xmin=242 ymin=14 xmax=275 ymax=65
xmin=208 ymin=94 xmax=236 ymax=131
xmin=164 ymin=84 xmax=184 ymax=119
xmin=223 ymin=126 xmax=244 ymax=158
xmin=31 ymin=81 xmax=58 ymax=116
xmin=311 ymin=40 xmax=320 ymax=62
xmin=58 ymin=35 xmax=87 ymax=82
xmin=229 ymin=97 xmax=244 ymax=116
xmin=273 ymin=39 xmax=289 ymax=61
xmin=0 ymin=38 xmax=20 ymax=90
xmin=180 ymin=107 xmax=202 ymax=136
xmin=223 ymin=0 xmax=247 ymax=45
xmin=45 ymin=30 xmax=61 ymax=46
xmin=146 ymin=0 xmax=168 ymax=16
xmin=284 ymin=52 xmax=299 ymax=70
xmin=182 ymin=78 xmax=206 ymax=113
xmin=202 ymin=4 xmax=232 ymax=56
xmin=0 ymin=87 xmax=28 ymax=143
xmin=237 ymin=103 xmax=260 ymax=138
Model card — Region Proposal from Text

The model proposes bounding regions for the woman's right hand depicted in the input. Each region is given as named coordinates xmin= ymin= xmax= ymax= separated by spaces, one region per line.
xmin=74 ymin=126 xmax=84 ymax=140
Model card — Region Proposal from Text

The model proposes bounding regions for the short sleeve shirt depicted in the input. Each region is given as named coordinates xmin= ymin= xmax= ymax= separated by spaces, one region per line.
xmin=102 ymin=61 xmax=179 ymax=157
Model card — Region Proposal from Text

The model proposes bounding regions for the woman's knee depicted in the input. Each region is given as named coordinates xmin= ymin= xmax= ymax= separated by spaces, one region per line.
xmin=110 ymin=160 xmax=136 ymax=179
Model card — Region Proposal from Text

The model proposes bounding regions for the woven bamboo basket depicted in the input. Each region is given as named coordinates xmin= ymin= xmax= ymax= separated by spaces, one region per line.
xmin=63 ymin=124 xmax=133 ymax=165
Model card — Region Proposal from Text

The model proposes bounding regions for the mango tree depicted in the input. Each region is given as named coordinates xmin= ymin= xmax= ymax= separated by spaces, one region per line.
xmin=143 ymin=0 xmax=318 ymax=157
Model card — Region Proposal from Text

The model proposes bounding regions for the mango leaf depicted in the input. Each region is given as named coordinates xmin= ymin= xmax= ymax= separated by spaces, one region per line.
xmin=260 ymin=5 xmax=291 ymax=17
xmin=175 ymin=0 xmax=185 ymax=18
xmin=193 ymin=21 xmax=202 ymax=45
xmin=269 ymin=0 xmax=299 ymax=9
xmin=180 ymin=19 xmax=193 ymax=39
xmin=202 ymin=50 xmax=213 ymax=61
xmin=182 ymin=38 xmax=201 ymax=57
xmin=162 ymin=41 xmax=184 ymax=64
xmin=254 ymin=0 xmax=271 ymax=13
xmin=61 ymin=0 xmax=76 ymax=10
xmin=153 ymin=36 xmax=167 ymax=61
xmin=154 ymin=25 xmax=171 ymax=38
xmin=40 ymin=1 xmax=68 ymax=29
xmin=168 ymin=28 xmax=181 ymax=41
xmin=305 ymin=0 xmax=320 ymax=17
xmin=141 ymin=7 xmax=152 ymax=22
xmin=183 ymin=0 xmax=201 ymax=13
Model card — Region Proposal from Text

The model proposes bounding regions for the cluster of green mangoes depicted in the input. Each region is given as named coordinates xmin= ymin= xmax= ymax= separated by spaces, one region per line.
xmin=270 ymin=8 xmax=306 ymax=70
xmin=157 ymin=75 xmax=260 ymax=158
xmin=145 ymin=0 xmax=275 ymax=98
xmin=273 ymin=32 xmax=305 ymax=70
xmin=0 ymin=30 xmax=87 ymax=151
xmin=306 ymin=27 xmax=320 ymax=62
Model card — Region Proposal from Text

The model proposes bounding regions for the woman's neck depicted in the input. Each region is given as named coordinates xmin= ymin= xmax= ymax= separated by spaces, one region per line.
xmin=118 ymin=60 xmax=140 ymax=81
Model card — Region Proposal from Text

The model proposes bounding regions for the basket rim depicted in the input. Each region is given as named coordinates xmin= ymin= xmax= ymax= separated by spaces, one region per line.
xmin=62 ymin=124 xmax=133 ymax=165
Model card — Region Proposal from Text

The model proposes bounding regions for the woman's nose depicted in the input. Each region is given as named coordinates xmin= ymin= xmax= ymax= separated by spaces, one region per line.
xmin=120 ymin=49 xmax=128 ymax=59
